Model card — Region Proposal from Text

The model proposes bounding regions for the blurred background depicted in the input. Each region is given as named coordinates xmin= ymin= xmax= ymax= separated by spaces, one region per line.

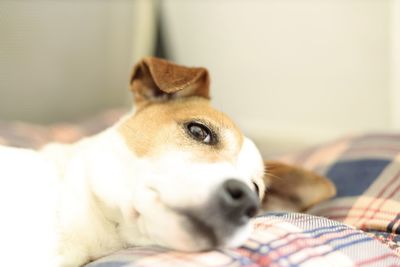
xmin=0 ymin=0 xmax=399 ymax=157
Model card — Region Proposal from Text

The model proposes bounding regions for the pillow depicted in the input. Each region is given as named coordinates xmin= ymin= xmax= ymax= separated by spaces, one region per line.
xmin=275 ymin=133 xmax=400 ymax=254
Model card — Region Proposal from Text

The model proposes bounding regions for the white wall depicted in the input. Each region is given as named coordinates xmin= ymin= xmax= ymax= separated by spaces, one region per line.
xmin=162 ymin=0 xmax=397 ymax=156
xmin=391 ymin=0 xmax=400 ymax=129
xmin=1 ymin=0 xmax=398 ymax=157
xmin=0 ymin=1 xmax=139 ymax=123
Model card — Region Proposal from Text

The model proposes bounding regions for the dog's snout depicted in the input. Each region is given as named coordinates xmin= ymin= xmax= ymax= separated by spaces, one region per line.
xmin=219 ymin=179 xmax=259 ymax=225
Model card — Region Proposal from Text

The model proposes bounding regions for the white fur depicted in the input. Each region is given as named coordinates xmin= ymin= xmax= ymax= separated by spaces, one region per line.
xmin=0 ymin=121 xmax=264 ymax=266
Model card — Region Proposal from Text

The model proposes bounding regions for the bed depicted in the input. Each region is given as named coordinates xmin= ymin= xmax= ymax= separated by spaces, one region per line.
xmin=1 ymin=111 xmax=399 ymax=266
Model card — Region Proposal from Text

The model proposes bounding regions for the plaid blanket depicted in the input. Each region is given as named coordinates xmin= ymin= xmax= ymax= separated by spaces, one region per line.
xmin=277 ymin=134 xmax=400 ymax=256
xmin=86 ymin=212 xmax=400 ymax=267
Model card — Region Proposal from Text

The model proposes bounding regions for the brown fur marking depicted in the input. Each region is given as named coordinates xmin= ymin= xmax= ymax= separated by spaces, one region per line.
xmin=118 ymin=97 xmax=243 ymax=162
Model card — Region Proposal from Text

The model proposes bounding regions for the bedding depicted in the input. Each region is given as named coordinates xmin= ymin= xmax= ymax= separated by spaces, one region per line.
xmin=1 ymin=113 xmax=399 ymax=266
xmin=276 ymin=133 xmax=400 ymax=256
xmin=86 ymin=212 xmax=400 ymax=267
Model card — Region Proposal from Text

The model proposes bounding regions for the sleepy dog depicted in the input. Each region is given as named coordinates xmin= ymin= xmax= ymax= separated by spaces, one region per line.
xmin=0 ymin=57 xmax=335 ymax=267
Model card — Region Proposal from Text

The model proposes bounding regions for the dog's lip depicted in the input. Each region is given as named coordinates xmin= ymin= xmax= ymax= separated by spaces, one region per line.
xmin=138 ymin=188 xmax=222 ymax=249
xmin=150 ymin=197 xmax=222 ymax=248
xmin=177 ymin=210 xmax=219 ymax=248
xmin=143 ymin=186 xmax=238 ymax=249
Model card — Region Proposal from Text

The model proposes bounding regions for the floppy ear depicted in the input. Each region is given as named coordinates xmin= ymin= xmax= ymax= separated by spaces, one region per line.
xmin=261 ymin=161 xmax=336 ymax=212
xmin=130 ymin=57 xmax=210 ymax=106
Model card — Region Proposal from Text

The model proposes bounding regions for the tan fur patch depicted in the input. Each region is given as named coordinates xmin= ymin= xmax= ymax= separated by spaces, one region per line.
xmin=118 ymin=97 xmax=243 ymax=163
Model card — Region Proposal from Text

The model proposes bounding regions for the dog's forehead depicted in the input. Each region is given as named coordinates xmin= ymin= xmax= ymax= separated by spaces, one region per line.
xmin=118 ymin=97 xmax=244 ymax=161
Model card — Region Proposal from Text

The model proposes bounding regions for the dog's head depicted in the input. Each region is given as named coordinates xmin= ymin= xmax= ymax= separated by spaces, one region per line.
xmin=113 ymin=57 xmax=263 ymax=251
xmin=106 ymin=57 xmax=335 ymax=252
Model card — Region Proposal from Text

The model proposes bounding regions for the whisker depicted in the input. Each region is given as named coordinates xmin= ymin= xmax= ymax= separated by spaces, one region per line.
xmin=265 ymin=172 xmax=283 ymax=181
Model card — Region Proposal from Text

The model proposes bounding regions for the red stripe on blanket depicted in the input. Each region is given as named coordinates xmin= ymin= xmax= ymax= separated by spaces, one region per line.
xmin=267 ymin=229 xmax=355 ymax=258
xmin=358 ymin=170 xmax=400 ymax=229
xmin=328 ymin=215 xmax=395 ymax=222
xmin=356 ymin=253 xmax=399 ymax=266
xmin=315 ymin=206 xmax=399 ymax=217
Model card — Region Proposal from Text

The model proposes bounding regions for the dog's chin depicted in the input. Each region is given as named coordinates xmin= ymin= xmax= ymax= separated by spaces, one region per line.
xmin=156 ymin=223 xmax=252 ymax=252
xmin=127 ymin=187 xmax=254 ymax=251
xmin=143 ymin=210 xmax=253 ymax=252
xmin=222 ymin=222 xmax=253 ymax=249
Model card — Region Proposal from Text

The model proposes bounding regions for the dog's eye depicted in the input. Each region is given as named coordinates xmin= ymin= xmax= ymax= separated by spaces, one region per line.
xmin=253 ymin=182 xmax=260 ymax=196
xmin=186 ymin=122 xmax=214 ymax=145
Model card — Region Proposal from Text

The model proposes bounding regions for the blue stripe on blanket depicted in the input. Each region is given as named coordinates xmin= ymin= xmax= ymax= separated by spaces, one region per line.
xmin=326 ymin=159 xmax=390 ymax=197
xmin=387 ymin=214 xmax=400 ymax=234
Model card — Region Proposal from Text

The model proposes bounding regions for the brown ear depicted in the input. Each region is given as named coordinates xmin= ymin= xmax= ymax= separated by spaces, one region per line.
xmin=261 ymin=161 xmax=336 ymax=212
xmin=130 ymin=57 xmax=210 ymax=106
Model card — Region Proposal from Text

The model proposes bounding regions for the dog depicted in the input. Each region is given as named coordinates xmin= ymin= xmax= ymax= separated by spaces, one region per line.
xmin=0 ymin=57 xmax=335 ymax=267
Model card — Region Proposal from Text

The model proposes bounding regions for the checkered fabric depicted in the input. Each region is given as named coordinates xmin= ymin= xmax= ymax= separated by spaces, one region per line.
xmin=86 ymin=212 xmax=400 ymax=267
xmin=277 ymin=133 xmax=400 ymax=255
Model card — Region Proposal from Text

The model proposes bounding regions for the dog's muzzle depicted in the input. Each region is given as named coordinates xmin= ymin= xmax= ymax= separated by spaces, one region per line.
xmin=179 ymin=179 xmax=259 ymax=248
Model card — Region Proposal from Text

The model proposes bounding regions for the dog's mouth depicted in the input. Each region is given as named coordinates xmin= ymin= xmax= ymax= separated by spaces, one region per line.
xmin=178 ymin=210 xmax=220 ymax=249
xmin=167 ymin=205 xmax=252 ymax=251
xmin=141 ymin=185 xmax=255 ymax=251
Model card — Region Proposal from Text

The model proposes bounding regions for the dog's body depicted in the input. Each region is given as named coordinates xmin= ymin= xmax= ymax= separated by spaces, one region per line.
xmin=0 ymin=58 xmax=335 ymax=267
xmin=0 ymin=130 xmax=128 ymax=266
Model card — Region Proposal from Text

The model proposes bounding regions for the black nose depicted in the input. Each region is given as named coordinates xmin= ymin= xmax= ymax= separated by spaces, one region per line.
xmin=219 ymin=179 xmax=259 ymax=225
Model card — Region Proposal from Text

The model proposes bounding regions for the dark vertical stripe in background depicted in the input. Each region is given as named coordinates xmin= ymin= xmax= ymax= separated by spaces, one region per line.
xmin=154 ymin=1 xmax=169 ymax=60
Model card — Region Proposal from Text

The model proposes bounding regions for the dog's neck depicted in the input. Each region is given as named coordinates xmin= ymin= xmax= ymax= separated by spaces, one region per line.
xmin=41 ymin=126 xmax=142 ymax=262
